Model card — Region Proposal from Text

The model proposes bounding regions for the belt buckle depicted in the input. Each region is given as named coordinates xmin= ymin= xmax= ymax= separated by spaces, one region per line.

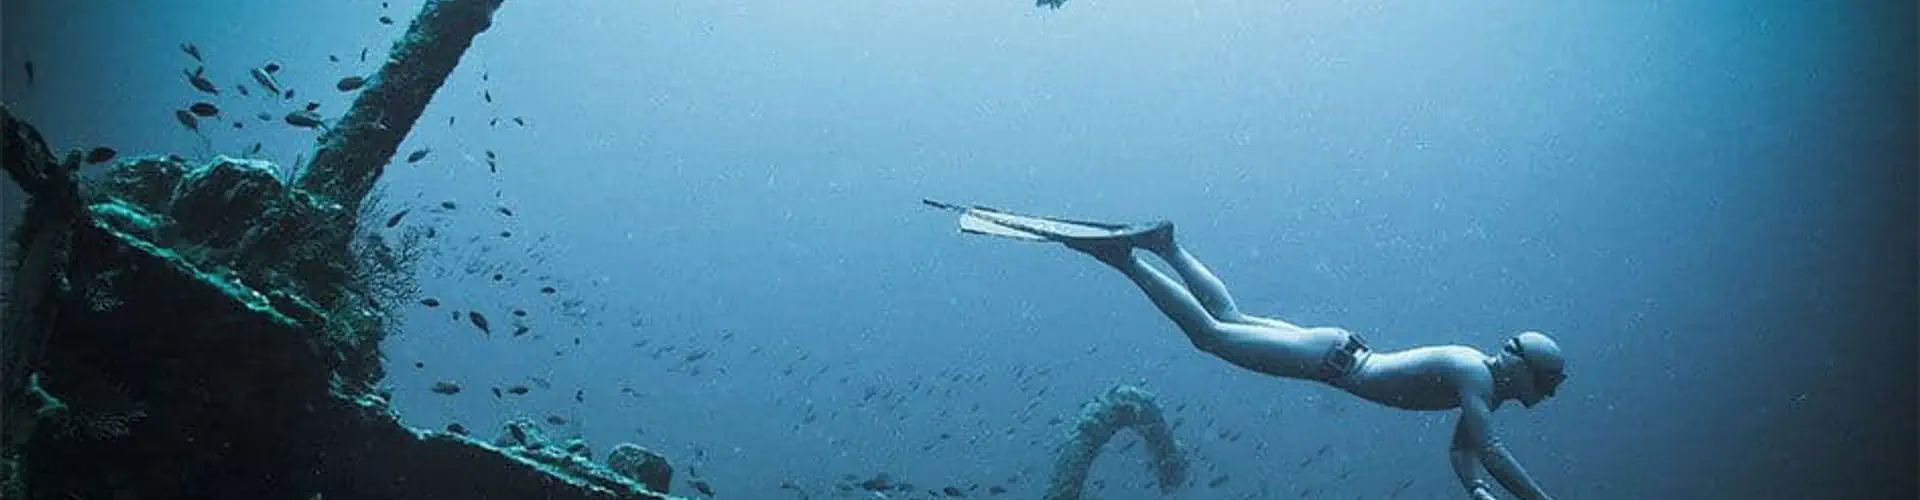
xmin=1323 ymin=333 xmax=1366 ymax=376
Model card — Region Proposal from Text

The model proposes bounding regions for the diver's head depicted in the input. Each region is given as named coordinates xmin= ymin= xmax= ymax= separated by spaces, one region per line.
xmin=1500 ymin=331 xmax=1567 ymax=408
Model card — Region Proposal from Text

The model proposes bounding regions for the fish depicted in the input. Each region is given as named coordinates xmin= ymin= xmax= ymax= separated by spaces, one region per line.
xmin=429 ymin=381 xmax=461 ymax=395
xmin=378 ymin=16 xmax=393 ymax=25
xmin=180 ymin=43 xmax=202 ymax=62
xmin=232 ymin=122 xmax=244 ymax=130
xmin=496 ymin=206 xmax=513 ymax=216
xmin=336 ymin=75 xmax=366 ymax=92
xmin=188 ymin=102 xmax=219 ymax=117
xmin=488 ymin=118 xmax=497 ymax=127
xmin=485 ymin=150 xmax=496 ymax=160
xmin=327 ymin=54 xmax=340 ymax=63
xmin=85 ymin=147 xmax=117 ymax=164
xmin=511 ymin=117 xmax=526 ymax=126
xmin=247 ymin=142 xmax=262 ymax=155
xmin=386 ymin=209 xmax=410 ymax=227
xmin=264 ymin=62 xmax=281 ymax=73
xmin=544 ymin=415 xmax=568 ymax=425
xmin=405 ymin=149 xmax=430 ymax=163
xmin=507 ymin=423 xmax=527 ymax=444
xmin=250 ymin=67 xmax=282 ymax=95
xmin=419 ymin=297 xmax=439 ymax=307
xmin=359 ymin=48 xmax=368 ymax=62
xmin=257 ymin=112 xmax=273 ymax=121
xmin=512 ymin=325 xmax=530 ymax=337
xmin=446 ymin=423 xmax=468 ymax=435
xmin=304 ymin=101 xmax=321 ymax=112
xmin=481 ymin=72 xmax=488 ymax=82
xmin=439 ymin=201 xmax=456 ymax=210
xmin=468 ymin=311 xmax=491 ymax=335
xmin=187 ymin=68 xmax=219 ymax=95
xmin=284 ymin=110 xmax=325 ymax=129
xmin=175 ymin=109 xmax=199 ymax=132
xmin=482 ymin=90 xmax=491 ymax=103
xmin=540 ymin=286 xmax=556 ymax=294
xmin=505 ymin=385 xmax=530 ymax=395
xmin=23 ymin=60 xmax=33 ymax=86
xmin=284 ymin=88 xmax=295 ymax=100
xmin=236 ymin=84 xmax=250 ymax=96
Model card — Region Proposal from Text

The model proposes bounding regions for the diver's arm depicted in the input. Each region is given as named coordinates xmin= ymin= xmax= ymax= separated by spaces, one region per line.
xmin=1450 ymin=419 xmax=1498 ymax=499
xmin=1455 ymin=395 xmax=1556 ymax=500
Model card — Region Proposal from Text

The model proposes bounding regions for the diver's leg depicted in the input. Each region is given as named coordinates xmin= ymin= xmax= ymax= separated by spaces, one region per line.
xmin=1099 ymin=250 xmax=1330 ymax=379
xmin=1102 ymin=251 xmax=1220 ymax=343
xmin=1137 ymin=227 xmax=1304 ymax=331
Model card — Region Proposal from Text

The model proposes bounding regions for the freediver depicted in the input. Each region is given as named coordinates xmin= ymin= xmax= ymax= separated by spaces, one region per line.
xmin=926 ymin=200 xmax=1567 ymax=500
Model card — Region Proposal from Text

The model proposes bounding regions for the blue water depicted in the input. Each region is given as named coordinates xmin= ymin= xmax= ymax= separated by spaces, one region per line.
xmin=4 ymin=0 xmax=1913 ymax=498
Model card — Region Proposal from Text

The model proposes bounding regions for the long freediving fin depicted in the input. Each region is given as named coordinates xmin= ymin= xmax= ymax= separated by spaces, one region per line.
xmin=922 ymin=199 xmax=1155 ymax=243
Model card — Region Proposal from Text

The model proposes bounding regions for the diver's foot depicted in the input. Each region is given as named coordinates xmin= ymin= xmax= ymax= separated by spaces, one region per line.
xmin=1132 ymin=220 xmax=1176 ymax=255
xmin=1061 ymin=234 xmax=1135 ymax=268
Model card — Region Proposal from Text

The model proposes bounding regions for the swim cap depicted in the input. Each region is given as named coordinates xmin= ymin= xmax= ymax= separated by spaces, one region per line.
xmin=1505 ymin=331 xmax=1567 ymax=400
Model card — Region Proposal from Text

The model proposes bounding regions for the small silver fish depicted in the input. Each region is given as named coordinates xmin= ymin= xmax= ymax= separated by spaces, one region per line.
xmin=188 ymin=102 xmax=219 ymax=117
xmin=250 ymin=67 xmax=282 ymax=95
xmin=336 ymin=75 xmax=366 ymax=92
xmin=284 ymin=110 xmax=327 ymax=130
xmin=187 ymin=68 xmax=219 ymax=95
xmin=174 ymin=109 xmax=199 ymax=132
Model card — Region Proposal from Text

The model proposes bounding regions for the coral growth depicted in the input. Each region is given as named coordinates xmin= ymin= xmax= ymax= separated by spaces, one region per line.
xmin=1044 ymin=385 xmax=1190 ymax=500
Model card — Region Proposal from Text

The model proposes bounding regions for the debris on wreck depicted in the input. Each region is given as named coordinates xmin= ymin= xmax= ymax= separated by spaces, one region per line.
xmin=607 ymin=443 xmax=675 ymax=494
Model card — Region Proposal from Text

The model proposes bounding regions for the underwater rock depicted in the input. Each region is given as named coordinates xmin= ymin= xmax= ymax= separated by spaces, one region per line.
xmin=168 ymin=155 xmax=284 ymax=250
xmin=607 ymin=443 xmax=674 ymax=494
xmin=101 ymin=155 xmax=188 ymax=214
xmin=228 ymin=186 xmax=348 ymax=277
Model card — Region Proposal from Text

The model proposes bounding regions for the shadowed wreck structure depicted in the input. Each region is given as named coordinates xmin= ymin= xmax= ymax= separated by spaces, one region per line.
xmin=0 ymin=0 xmax=679 ymax=498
